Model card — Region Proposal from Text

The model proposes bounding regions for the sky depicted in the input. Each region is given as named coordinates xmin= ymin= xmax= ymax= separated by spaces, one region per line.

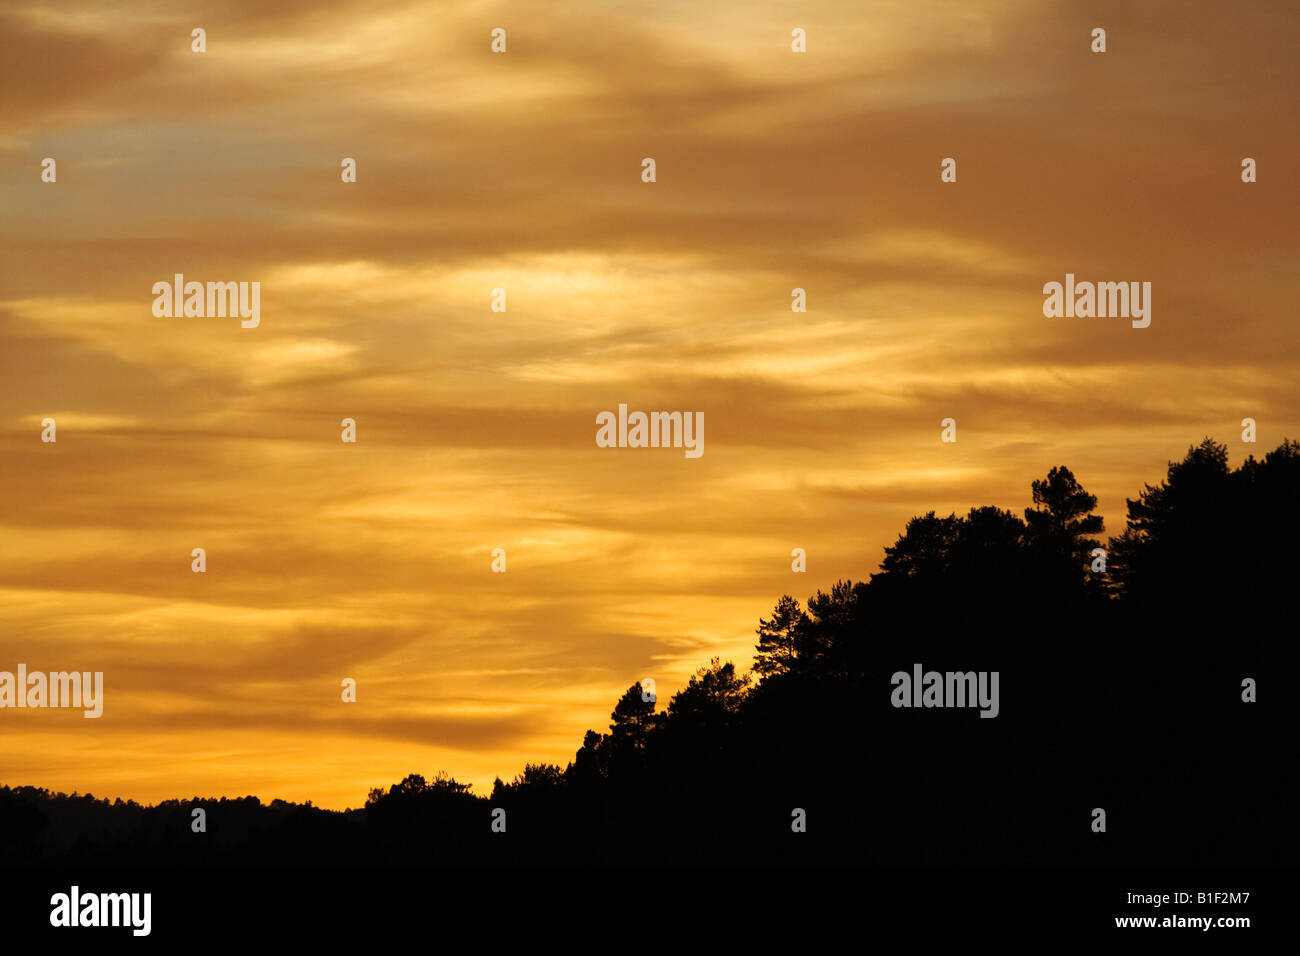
xmin=1 ymin=0 xmax=1297 ymax=809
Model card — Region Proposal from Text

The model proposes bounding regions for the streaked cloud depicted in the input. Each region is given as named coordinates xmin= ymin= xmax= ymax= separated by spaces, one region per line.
xmin=1 ymin=0 xmax=1296 ymax=807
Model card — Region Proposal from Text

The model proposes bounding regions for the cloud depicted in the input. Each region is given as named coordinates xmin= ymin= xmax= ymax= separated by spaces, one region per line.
xmin=1 ymin=0 xmax=1296 ymax=806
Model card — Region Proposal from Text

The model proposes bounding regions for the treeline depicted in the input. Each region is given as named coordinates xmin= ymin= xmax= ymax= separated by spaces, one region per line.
xmin=4 ymin=438 xmax=1295 ymax=866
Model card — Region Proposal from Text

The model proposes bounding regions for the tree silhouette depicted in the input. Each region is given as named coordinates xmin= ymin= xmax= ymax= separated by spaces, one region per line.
xmin=1025 ymin=465 xmax=1104 ymax=566
xmin=753 ymin=594 xmax=806 ymax=678
xmin=665 ymin=658 xmax=749 ymax=719
xmin=4 ymin=438 xmax=1292 ymax=868
xmin=608 ymin=682 xmax=656 ymax=746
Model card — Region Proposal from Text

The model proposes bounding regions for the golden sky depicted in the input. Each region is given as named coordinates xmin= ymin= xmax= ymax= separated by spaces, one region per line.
xmin=1 ymin=0 xmax=1297 ymax=809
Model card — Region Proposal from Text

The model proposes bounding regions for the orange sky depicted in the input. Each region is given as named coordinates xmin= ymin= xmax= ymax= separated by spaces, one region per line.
xmin=1 ymin=0 xmax=1297 ymax=809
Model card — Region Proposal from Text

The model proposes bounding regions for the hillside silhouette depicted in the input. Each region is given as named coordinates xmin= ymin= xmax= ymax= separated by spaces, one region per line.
xmin=3 ymin=437 xmax=1295 ymax=867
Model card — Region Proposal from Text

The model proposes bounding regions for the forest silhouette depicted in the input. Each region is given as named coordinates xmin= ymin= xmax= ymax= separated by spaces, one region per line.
xmin=3 ymin=437 xmax=1294 ymax=868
